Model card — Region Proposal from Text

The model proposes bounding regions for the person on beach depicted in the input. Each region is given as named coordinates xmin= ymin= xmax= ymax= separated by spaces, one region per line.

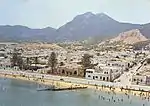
xmin=130 ymin=100 xmax=132 ymax=104
xmin=128 ymin=95 xmax=130 ymax=99
xmin=121 ymin=98 xmax=123 ymax=102
xmin=98 ymin=95 xmax=100 ymax=99
xmin=112 ymin=96 xmax=114 ymax=100
xmin=148 ymin=97 xmax=149 ymax=101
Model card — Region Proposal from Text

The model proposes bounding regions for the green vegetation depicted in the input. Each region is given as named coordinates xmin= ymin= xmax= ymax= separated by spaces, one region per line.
xmin=48 ymin=52 xmax=57 ymax=74
xmin=10 ymin=48 xmax=24 ymax=70
xmin=80 ymin=54 xmax=93 ymax=77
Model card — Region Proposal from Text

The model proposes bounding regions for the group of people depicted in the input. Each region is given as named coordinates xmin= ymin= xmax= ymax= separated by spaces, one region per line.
xmin=94 ymin=85 xmax=150 ymax=106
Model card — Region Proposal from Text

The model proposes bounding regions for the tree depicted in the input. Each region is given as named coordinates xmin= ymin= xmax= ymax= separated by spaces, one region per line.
xmin=10 ymin=48 xmax=24 ymax=70
xmin=80 ymin=54 xmax=93 ymax=77
xmin=34 ymin=57 xmax=39 ymax=66
xmin=17 ymin=56 xmax=24 ymax=70
xmin=48 ymin=52 xmax=57 ymax=74
xmin=26 ymin=57 xmax=30 ymax=66
xmin=24 ymin=57 xmax=31 ymax=70
xmin=10 ymin=49 xmax=18 ymax=67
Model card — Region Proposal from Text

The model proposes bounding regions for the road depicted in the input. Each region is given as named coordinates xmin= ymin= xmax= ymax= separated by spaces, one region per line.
xmin=114 ymin=58 xmax=146 ymax=86
xmin=114 ymin=64 xmax=141 ymax=86
xmin=1 ymin=66 xmax=150 ymax=91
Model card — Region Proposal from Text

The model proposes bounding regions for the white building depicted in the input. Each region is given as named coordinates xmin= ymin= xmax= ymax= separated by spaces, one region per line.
xmin=85 ymin=66 xmax=123 ymax=82
xmin=132 ymin=72 xmax=150 ymax=86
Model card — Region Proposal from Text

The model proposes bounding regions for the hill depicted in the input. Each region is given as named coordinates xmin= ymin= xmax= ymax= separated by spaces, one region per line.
xmin=110 ymin=29 xmax=148 ymax=44
xmin=0 ymin=25 xmax=56 ymax=42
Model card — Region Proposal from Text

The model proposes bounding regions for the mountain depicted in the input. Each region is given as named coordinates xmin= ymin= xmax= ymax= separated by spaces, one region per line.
xmin=110 ymin=29 xmax=148 ymax=44
xmin=0 ymin=25 xmax=56 ymax=42
xmin=140 ymin=23 xmax=150 ymax=38
xmin=56 ymin=12 xmax=143 ymax=41
xmin=0 ymin=12 xmax=150 ymax=42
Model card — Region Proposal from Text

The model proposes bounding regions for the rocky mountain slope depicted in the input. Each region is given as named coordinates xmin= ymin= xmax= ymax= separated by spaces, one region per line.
xmin=56 ymin=12 xmax=142 ymax=41
xmin=111 ymin=29 xmax=148 ymax=44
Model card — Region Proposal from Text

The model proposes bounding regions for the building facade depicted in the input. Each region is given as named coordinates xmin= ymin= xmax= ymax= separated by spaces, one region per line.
xmin=85 ymin=66 xmax=123 ymax=82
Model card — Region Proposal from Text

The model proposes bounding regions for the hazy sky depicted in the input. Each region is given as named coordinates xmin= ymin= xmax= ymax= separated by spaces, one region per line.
xmin=0 ymin=0 xmax=150 ymax=28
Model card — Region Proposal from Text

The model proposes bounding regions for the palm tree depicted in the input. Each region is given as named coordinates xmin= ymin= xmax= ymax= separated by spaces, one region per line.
xmin=10 ymin=48 xmax=18 ymax=67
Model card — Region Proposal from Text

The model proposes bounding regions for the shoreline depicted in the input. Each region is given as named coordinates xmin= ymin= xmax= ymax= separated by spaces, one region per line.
xmin=0 ymin=73 xmax=85 ymax=89
xmin=0 ymin=70 xmax=150 ymax=98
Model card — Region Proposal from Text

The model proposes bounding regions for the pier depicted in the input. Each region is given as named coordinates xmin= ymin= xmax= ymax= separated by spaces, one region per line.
xmin=37 ymin=86 xmax=87 ymax=91
xmin=51 ymin=86 xmax=87 ymax=91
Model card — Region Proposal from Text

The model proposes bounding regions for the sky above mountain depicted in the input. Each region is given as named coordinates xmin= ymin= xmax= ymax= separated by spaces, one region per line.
xmin=0 ymin=0 xmax=150 ymax=28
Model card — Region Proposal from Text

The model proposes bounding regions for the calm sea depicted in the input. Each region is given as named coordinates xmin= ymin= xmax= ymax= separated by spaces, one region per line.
xmin=0 ymin=78 xmax=149 ymax=106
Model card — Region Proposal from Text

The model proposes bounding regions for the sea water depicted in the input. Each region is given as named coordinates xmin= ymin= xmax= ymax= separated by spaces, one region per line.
xmin=0 ymin=78 xmax=149 ymax=106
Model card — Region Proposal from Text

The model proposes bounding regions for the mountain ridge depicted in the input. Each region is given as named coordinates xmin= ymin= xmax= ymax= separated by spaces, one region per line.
xmin=0 ymin=12 xmax=150 ymax=42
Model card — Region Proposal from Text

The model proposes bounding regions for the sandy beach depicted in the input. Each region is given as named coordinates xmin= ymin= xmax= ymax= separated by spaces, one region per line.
xmin=0 ymin=72 xmax=85 ymax=89
xmin=0 ymin=70 xmax=150 ymax=99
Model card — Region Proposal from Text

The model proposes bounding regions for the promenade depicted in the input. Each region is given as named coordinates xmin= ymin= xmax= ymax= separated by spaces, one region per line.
xmin=1 ymin=69 xmax=150 ymax=97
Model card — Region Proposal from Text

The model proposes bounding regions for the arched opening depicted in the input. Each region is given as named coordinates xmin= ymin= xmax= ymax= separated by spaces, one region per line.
xmin=74 ymin=71 xmax=77 ymax=75
xmin=70 ymin=72 xmax=72 ymax=75
xmin=66 ymin=72 xmax=69 ymax=76
xmin=103 ymin=77 xmax=105 ymax=81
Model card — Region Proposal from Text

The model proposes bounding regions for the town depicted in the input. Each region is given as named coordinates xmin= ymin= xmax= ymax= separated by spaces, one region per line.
xmin=0 ymin=37 xmax=150 ymax=88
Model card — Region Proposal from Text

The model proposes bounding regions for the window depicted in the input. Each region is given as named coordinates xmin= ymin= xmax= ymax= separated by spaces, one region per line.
xmin=70 ymin=72 xmax=72 ymax=75
xmin=66 ymin=72 xmax=68 ymax=75
xmin=87 ymin=71 xmax=93 ymax=73
xmin=104 ymin=72 xmax=108 ymax=74
xmin=133 ymin=79 xmax=136 ymax=81
xmin=88 ymin=75 xmax=91 ymax=77
xmin=74 ymin=71 xmax=77 ymax=75
xmin=95 ymin=76 xmax=98 ymax=78
xmin=93 ymin=76 xmax=95 ymax=79
xmin=141 ymin=79 xmax=143 ymax=82
xmin=107 ymin=77 xmax=109 ymax=81
xmin=103 ymin=77 xmax=105 ymax=81
xmin=100 ymin=76 xmax=102 ymax=79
